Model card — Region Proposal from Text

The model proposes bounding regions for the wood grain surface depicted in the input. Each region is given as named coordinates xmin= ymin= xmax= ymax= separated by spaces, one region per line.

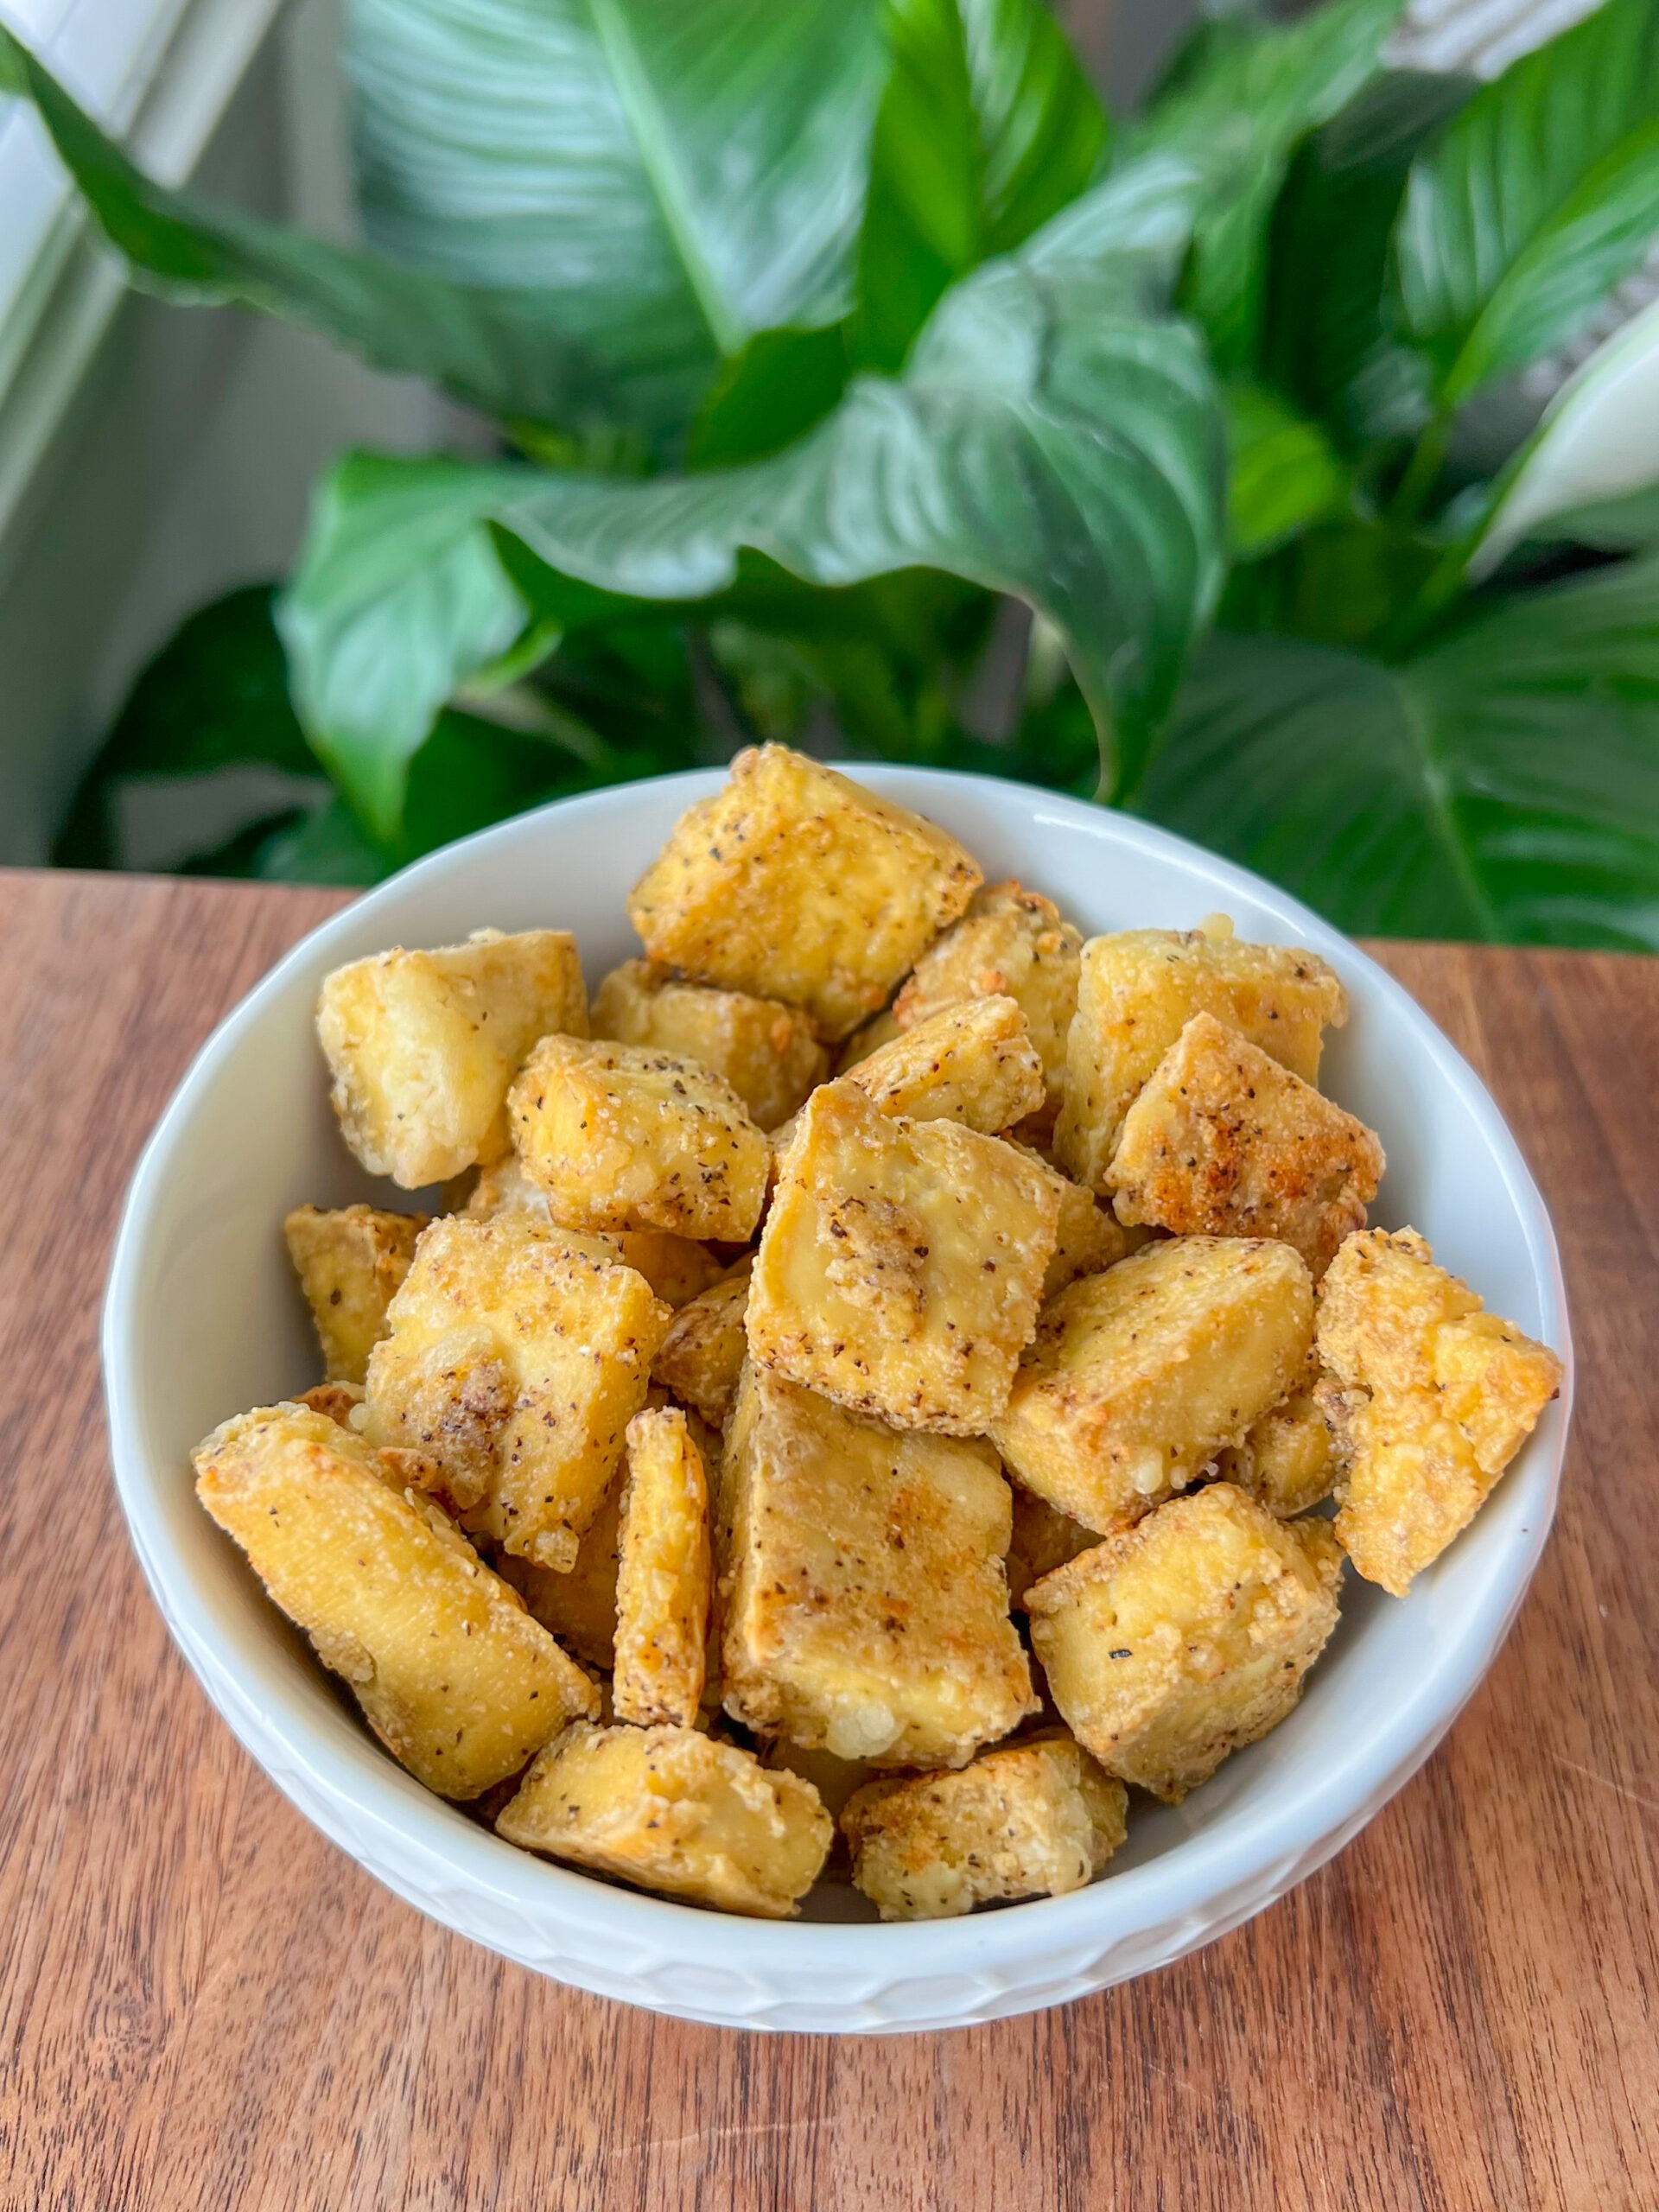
xmin=0 ymin=868 xmax=1654 ymax=2212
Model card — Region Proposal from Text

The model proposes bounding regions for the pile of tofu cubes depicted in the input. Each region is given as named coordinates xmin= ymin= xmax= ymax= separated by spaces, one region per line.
xmin=195 ymin=747 xmax=1561 ymax=1921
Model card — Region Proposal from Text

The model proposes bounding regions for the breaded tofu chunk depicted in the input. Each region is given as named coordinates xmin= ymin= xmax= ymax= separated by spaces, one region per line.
xmin=591 ymin=959 xmax=827 ymax=1131
xmin=509 ymin=1035 xmax=768 ymax=1243
xmin=1109 ymin=1013 xmax=1384 ymax=1276
xmin=1027 ymin=1484 xmax=1343 ymax=1802
xmin=990 ymin=1236 xmax=1315 ymax=1530
xmin=317 ymin=928 xmax=588 ymax=1186
xmin=842 ymin=1735 xmax=1127 ymax=1919
xmin=284 ymin=1204 xmax=426 ymax=1384
xmin=1054 ymin=928 xmax=1348 ymax=1193
xmin=628 ymin=744 xmax=982 ymax=1039
xmin=497 ymin=1721 xmax=831 ymax=1917
xmin=893 ymin=881 xmax=1084 ymax=1118
xmin=465 ymin=1154 xmax=724 ymax=1306
xmin=837 ymin=995 xmax=1045 ymax=1134
xmin=194 ymin=1403 xmax=598 ymax=1796
xmin=1011 ymin=1147 xmax=1143 ymax=1302
xmin=1005 ymin=1486 xmax=1115 ymax=1611
xmin=719 ymin=1364 xmax=1036 ymax=1767
xmin=362 ymin=1215 xmax=672 ymax=1571
xmin=1316 ymin=1228 xmax=1562 ymax=1595
xmin=613 ymin=1407 xmax=712 ymax=1727
xmin=835 ymin=1007 xmax=906 ymax=1074
xmin=1212 ymin=1374 xmax=1338 ymax=1519
xmin=652 ymin=1259 xmax=753 ymax=1428
xmin=494 ymin=1478 xmax=624 ymax=1670
xmin=748 ymin=1084 xmax=1059 ymax=1434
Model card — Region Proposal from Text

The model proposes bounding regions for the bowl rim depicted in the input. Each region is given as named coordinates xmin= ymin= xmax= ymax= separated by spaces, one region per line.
xmin=103 ymin=765 xmax=1574 ymax=1977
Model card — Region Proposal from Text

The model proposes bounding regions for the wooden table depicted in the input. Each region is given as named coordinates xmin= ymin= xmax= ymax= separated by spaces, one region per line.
xmin=2 ymin=870 xmax=1655 ymax=2212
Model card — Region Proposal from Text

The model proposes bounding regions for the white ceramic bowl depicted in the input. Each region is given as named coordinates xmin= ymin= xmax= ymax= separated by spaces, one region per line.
xmin=104 ymin=768 xmax=1572 ymax=2034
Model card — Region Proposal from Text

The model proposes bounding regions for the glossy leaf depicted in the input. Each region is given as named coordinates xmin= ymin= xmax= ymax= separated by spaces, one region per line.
xmin=1136 ymin=556 xmax=1659 ymax=949
xmin=688 ymin=324 xmax=854 ymax=467
xmin=1225 ymin=384 xmax=1349 ymax=557
xmin=1395 ymin=0 xmax=1659 ymax=405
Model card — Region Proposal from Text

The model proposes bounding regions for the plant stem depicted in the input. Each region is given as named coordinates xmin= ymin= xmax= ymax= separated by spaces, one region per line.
xmin=1389 ymin=413 xmax=1452 ymax=531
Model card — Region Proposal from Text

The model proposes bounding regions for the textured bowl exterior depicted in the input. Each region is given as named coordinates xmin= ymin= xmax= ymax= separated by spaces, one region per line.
xmin=104 ymin=770 xmax=1573 ymax=2034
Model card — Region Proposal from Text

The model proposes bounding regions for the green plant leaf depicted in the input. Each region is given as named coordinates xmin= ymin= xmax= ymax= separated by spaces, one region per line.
xmin=687 ymin=324 xmax=854 ymax=468
xmin=853 ymin=0 xmax=1109 ymax=370
xmin=0 ymin=27 xmax=694 ymax=440
xmin=1395 ymin=0 xmax=1659 ymax=407
xmin=1135 ymin=556 xmax=1659 ymax=949
xmin=1225 ymin=383 xmax=1350 ymax=557
xmin=1131 ymin=0 xmax=1402 ymax=372
xmin=348 ymin=0 xmax=887 ymax=418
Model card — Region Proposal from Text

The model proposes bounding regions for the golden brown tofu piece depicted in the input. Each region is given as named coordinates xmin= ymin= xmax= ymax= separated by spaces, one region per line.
xmin=628 ymin=744 xmax=982 ymax=1039
xmin=893 ymin=881 xmax=1084 ymax=1116
xmin=294 ymin=1378 xmax=365 ymax=1427
xmin=1316 ymin=1228 xmax=1563 ymax=1595
xmin=465 ymin=1154 xmax=724 ymax=1306
xmin=1005 ymin=1486 xmax=1116 ymax=1611
xmin=842 ymin=1734 xmax=1126 ymax=1919
xmin=362 ymin=1214 xmax=672 ymax=1571
xmin=591 ymin=958 xmax=827 ymax=1131
xmin=718 ymin=1363 xmax=1036 ymax=1767
xmin=835 ymin=1006 xmax=906 ymax=1074
xmin=613 ymin=1408 xmax=712 ymax=1727
xmin=1027 ymin=1484 xmax=1343 ymax=1802
xmin=509 ymin=1035 xmax=768 ymax=1243
xmin=194 ymin=1404 xmax=598 ymax=1797
xmin=1011 ymin=1147 xmax=1142 ymax=1302
xmin=1054 ymin=928 xmax=1348 ymax=1193
xmin=748 ymin=1084 xmax=1059 ymax=1434
xmin=1109 ymin=1013 xmax=1384 ymax=1277
xmin=316 ymin=929 xmax=588 ymax=1187
xmin=652 ymin=1259 xmax=753 ymax=1428
xmin=990 ymin=1236 xmax=1315 ymax=1530
xmin=494 ymin=1478 xmax=623 ymax=1669
xmin=497 ymin=1721 xmax=831 ymax=1917
xmin=838 ymin=995 xmax=1045 ymax=1134
xmin=1212 ymin=1376 xmax=1338 ymax=1519
xmin=284 ymin=1204 xmax=426 ymax=1384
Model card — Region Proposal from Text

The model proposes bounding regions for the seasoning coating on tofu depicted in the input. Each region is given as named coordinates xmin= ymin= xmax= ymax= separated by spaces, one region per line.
xmin=835 ymin=1007 xmax=906 ymax=1074
xmin=1027 ymin=1484 xmax=1343 ymax=1802
xmin=1005 ymin=1486 xmax=1116 ymax=1611
xmin=1212 ymin=1376 xmax=1338 ymax=1519
xmin=718 ymin=1363 xmax=1037 ymax=1767
xmin=509 ymin=1034 xmax=768 ymax=1243
xmin=591 ymin=959 xmax=828 ymax=1131
xmin=1316 ymin=1228 xmax=1562 ymax=1595
xmin=652 ymin=1259 xmax=753 ymax=1428
xmin=193 ymin=1403 xmax=598 ymax=1796
xmin=1054 ymin=929 xmax=1348 ymax=1193
xmin=613 ymin=1407 xmax=712 ymax=1727
xmin=990 ymin=1236 xmax=1315 ymax=1529
xmin=284 ymin=1204 xmax=426 ymax=1384
xmin=842 ymin=1735 xmax=1127 ymax=1919
xmin=1010 ymin=1146 xmax=1143 ymax=1302
xmin=465 ymin=1154 xmax=723 ymax=1306
xmin=316 ymin=928 xmax=588 ymax=1187
xmin=1109 ymin=1013 xmax=1384 ymax=1276
xmin=495 ymin=1478 xmax=623 ymax=1670
xmin=627 ymin=744 xmax=982 ymax=1039
xmin=749 ymin=1084 xmax=1060 ymax=1434
xmin=497 ymin=1721 xmax=832 ymax=1916
xmin=362 ymin=1214 xmax=672 ymax=1571
xmin=838 ymin=995 xmax=1046 ymax=1134
xmin=893 ymin=881 xmax=1084 ymax=1116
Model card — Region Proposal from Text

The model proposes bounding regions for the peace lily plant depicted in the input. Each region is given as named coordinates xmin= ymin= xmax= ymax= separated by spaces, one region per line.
xmin=4 ymin=0 xmax=1657 ymax=944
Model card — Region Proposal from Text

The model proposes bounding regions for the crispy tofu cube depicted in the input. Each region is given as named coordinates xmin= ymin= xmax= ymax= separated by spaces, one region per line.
xmin=718 ymin=1363 xmax=1036 ymax=1766
xmin=592 ymin=959 xmax=827 ymax=1131
xmin=1027 ymin=1484 xmax=1343 ymax=1802
xmin=509 ymin=1035 xmax=767 ymax=1243
xmin=990 ymin=1236 xmax=1315 ymax=1529
xmin=1212 ymin=1376 xmax=1338 ymax=1519
xmin=317 ymin=929 xmax=588 ymax=1187
xmin=1054 ymin=929 xmax=1348 ymax=1194
xmin=628 ymin=744 xmax=982 ymax=1039
xmin=652 ymin=1259 xmax=753 ymax=1428
xmin=839 ymin=995 xmax=1046 ymax=1134
xmin=362 ymin=1215 xmax=672 ymax=1570
xmin=613 ymin=1408 xmax=712 ymax=1727
xmin=497 ymin=1721 xmax=831 ymax=1917
xmin=494 ymin=1478 xmax=623 ymax=1669
xmin=835 ymin=1007 xmax=906 ymax=1074
xmin=893 ymin=881 xmax=1084 ymax=1117
xmin=194 ymin=1403 xmax=597 ymax=1796
xmin=1005 ymin=1486 xmax=1113 ymax=1611
xmin=842 ymin=1735 xmax=1127 ymax=1919
xmin=1011 ymin=1147 xmax=1142 ymax=1302
xmin=749 ymin=1085 xmax=1059 ymax=1433
xmin=1109 ymin=1013 xmax=1384 ymax=1276
xmin=1316 ymin=1228 xmax=1563 ymax=1595
xmin=465 ymin=1154 xmax=723 ymax=1306
xmin=284 ymin=1204 xmax=426 ymax=1384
